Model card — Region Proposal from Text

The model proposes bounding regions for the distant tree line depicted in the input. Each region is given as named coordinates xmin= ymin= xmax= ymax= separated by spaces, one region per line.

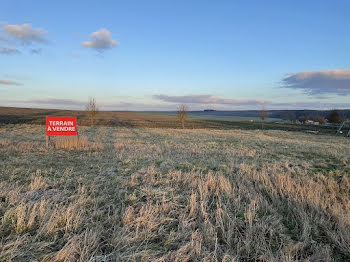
xmin=284 ymin=109 xmax=345 ymax=124
xmin=84 ymin=97 xmax=347 ymax=128
xmin=180 ymin=109 xmax=350 ymax=120
xmin=280 ymin=109 xmax=349 ymax=122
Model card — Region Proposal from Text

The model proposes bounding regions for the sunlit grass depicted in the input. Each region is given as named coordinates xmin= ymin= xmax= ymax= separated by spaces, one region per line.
xmin=0 ymin=125 xmax=349 ymax=261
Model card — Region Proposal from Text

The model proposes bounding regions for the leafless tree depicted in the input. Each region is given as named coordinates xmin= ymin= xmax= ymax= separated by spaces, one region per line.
xmin=314 ymin=116 xmax=325 ymax=125
xmin=86 ymin=97 xmax=98 ymax=126
xmin=177 ymin=104 xmax=188 ymax=129
xmin=259 ymin=107 xmax=268 ymax=129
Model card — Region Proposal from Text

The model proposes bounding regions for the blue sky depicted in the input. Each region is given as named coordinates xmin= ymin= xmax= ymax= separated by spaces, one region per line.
xmin=1 ymin=0 xmax=350 ymax=110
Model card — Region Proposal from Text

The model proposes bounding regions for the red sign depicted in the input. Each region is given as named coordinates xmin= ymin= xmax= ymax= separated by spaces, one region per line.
xmin=46 ymin=117 xmax=77 ymax=136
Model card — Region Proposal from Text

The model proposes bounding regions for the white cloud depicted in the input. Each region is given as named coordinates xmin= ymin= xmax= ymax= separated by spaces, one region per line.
xmin=5 ymin=99 xmax=172 ymax=111
xmin=4 ymin=23 xmax=47 ymax=44
xmin=282 ymin=69 xmax=350 ymax=96
xmin=82 ymin=28 xmax=118 ymax=51
xmin=4 ymin=96 xmax=350 ymax=111
xmin=30 ymin=48 xmax=42 ymax=55
xmin=0 ymin=46 xmax=20 ymax=55
xmin=25 ymin=98 xmax=85 ymax=106
xmin=153 ymin=94 xmax=267 ymax=106
xmin=0 ymin=79 xmax=22 ymax=85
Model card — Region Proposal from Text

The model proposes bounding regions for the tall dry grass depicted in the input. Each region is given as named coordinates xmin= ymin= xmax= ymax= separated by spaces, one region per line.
xmin=0 ymin=125 xmax=349 ymax=261
xmin=53 ymin=136 xmax=104 ymax=150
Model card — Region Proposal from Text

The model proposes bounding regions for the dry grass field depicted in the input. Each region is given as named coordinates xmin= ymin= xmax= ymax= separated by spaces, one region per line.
xmin=0 ymin=107 xmax=342 ymax=135
xmin=0 ymin=107 xmax=206 ymax=128
xmin=0 ymin=124 xmax=350 ymax=261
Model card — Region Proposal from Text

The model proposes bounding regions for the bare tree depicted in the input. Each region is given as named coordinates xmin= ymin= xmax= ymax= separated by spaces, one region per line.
xmin=177 ymin=104 xmax=188 ymax=129
xmin=314 ymin=116 xmax=325 ymax=125
xmin=86 ymin=97 xmax=99 ymax=126
xmin=259 ymin=107 xmax=268 ymax=129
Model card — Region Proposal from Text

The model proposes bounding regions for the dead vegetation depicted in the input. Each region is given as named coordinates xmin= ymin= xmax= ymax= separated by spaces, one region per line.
xmin=0 ymin=125 xmax=350 ymax=261
xmin=53 ymin=136 xmax=104 ymax=150
xmin=0 ymin=136 xmax=104 ymax=151
xmin=177 ymin=104 xmax=189 ymax=129
xmin=86 ymin=97 xmax=99 ymax=127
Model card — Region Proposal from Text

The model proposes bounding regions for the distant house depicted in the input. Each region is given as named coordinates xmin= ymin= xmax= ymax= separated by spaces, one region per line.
xmin=305 ymin=120 xmax=319 ymax=125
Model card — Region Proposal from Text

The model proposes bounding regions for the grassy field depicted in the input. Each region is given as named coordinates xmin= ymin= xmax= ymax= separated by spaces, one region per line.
xmin=0 ymin=124 xmax=350 ymax=261
xmin=0 ymin=107 xmax=189 ymax=128
xmin=0 ymin=107 xmax=343 ymax=136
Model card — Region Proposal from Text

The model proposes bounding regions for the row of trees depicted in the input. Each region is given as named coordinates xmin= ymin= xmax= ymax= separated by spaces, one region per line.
xmin=178 ymin=107 xmax=346 ymax=128
xmin=294 ymin=109 xmax=343 ymax=124
xmin=298 ymin=116 xmax=325 ymax=124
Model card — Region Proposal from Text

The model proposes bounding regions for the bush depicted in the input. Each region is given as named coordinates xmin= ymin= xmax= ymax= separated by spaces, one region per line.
xmin=328 ymin=109 xmax=343 ymax=123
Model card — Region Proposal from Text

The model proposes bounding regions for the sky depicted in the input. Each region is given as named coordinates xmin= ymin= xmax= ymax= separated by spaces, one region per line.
xmin=1 ymin=0 xmax=350 ymax=111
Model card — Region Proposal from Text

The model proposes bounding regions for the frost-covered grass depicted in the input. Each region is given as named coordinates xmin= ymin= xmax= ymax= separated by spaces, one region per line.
xmin=0 ymin=125 xmax=349 ymax=261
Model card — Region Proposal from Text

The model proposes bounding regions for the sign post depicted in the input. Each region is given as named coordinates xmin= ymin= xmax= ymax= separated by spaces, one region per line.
xmin=46 ymin=117 xmax=78 ymax=147
xmin=46 ymin=135 xmax=50 ymax=147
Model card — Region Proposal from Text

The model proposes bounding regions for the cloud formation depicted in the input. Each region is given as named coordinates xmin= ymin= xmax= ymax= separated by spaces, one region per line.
xmin=30 ymin=48 xmax=42 ymax=55
xmin=282 ymin=69 xmax=350 ymax=96
xmin=153 ymin=94 xmax=267 ymax=106
xmin=23 ymin=98 xmax=86 ymax=106
xmin=5 ymin=98 xmax=174 ymax=111
xmin=82 ymin=28 xmax=118 ymax=51
xmin=0 ymin=79 xmax=22 ymax=85
xmin=5 ymin=97 xmax=350 ymax=111
xmin=4 ymin=23 xmax=47 ymax=44
xmin=0 ymin=46 xmax=20 ymax=55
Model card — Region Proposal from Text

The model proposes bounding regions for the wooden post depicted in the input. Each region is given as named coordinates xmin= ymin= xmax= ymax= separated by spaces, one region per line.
xmin=76 ymin=132 xmax=79 ymax=148
xmin=46 ymin=135 xmax=50 ymax=148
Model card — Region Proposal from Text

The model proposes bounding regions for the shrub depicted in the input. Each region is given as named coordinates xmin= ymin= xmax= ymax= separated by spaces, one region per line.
xmin=328 ymin=109 xmax=343 ymax=123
